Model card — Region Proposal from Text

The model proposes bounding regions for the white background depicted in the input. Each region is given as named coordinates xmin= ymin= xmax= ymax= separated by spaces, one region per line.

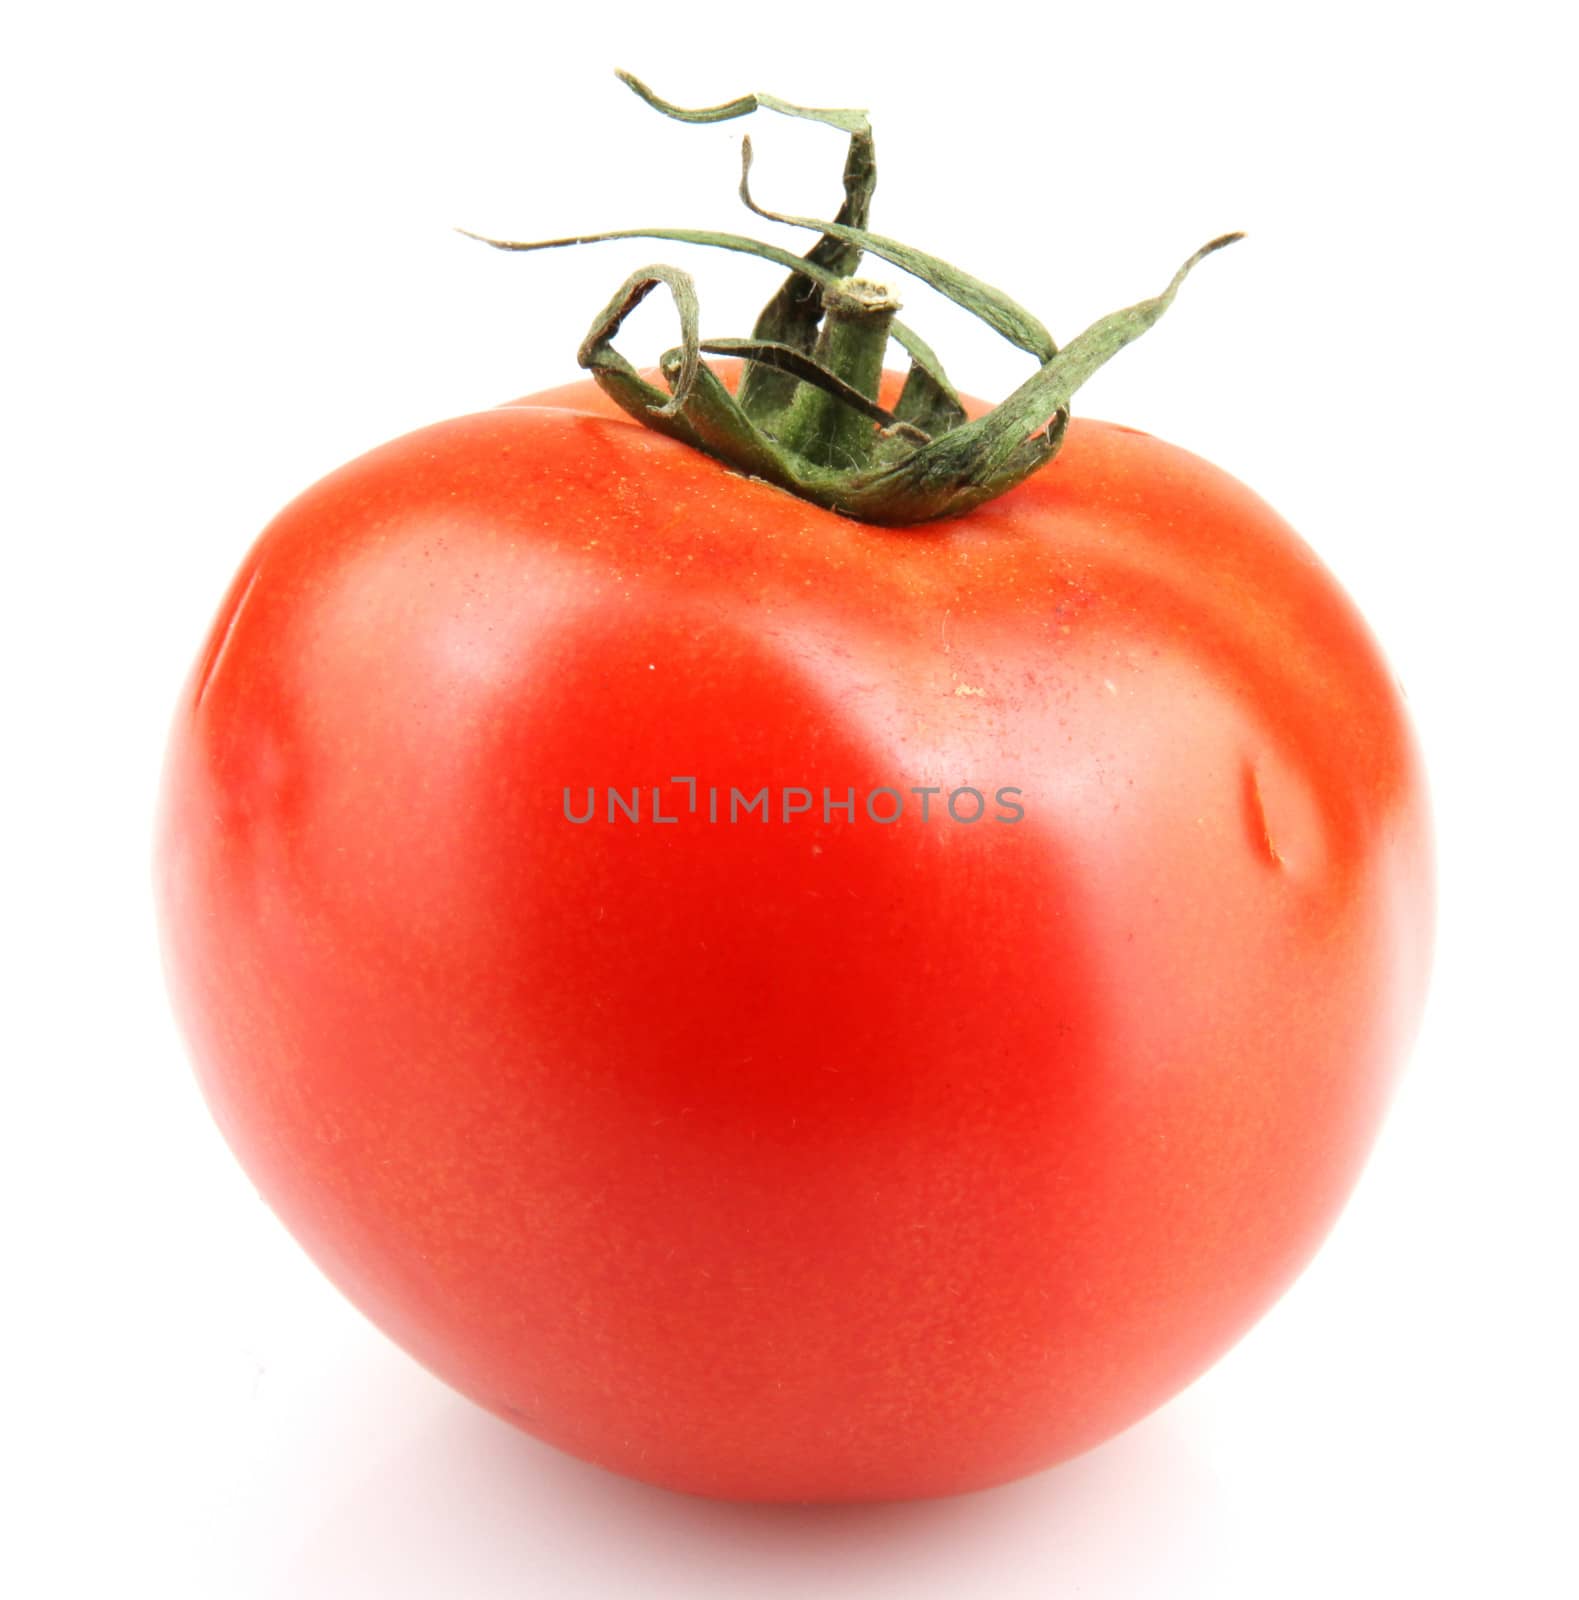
xmin=5 ymin=3 xmax=1575 ymax=1595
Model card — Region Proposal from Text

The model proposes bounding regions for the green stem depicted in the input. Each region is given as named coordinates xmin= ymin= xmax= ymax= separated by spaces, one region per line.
xmin=776 ymin=277 xmax=901 ymax=469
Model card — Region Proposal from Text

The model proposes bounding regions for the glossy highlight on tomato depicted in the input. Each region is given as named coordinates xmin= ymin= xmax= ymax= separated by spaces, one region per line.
xmin=155 ymin=361 xmax=1432 ymax=1502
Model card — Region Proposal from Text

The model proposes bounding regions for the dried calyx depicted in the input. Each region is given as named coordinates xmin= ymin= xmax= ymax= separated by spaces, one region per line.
xmin=463 ymin=71 xmax=1242 ymax=527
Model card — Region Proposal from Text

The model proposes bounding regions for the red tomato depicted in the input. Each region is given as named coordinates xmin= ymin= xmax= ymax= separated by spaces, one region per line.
xmin=156 ymin=363 xmax=1432 ymax=1502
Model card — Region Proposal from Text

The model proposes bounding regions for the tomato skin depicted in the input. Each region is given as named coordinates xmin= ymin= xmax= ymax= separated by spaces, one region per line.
xmin=156 ymin=370 xmax=1432 ymax=1502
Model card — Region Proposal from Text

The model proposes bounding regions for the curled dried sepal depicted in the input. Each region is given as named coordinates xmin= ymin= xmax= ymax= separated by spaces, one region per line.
xmin=575 ymin=265 xmax=701 ymax=419
xmin=614 ymin=71 xmax=871 ymax=139
xmin=887 ymin=232 xmax=1246 ymax=512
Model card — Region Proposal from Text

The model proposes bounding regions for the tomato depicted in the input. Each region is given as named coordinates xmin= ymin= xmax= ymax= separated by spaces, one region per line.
xmin=155 ymin=356 xmax=1432 ymax=1503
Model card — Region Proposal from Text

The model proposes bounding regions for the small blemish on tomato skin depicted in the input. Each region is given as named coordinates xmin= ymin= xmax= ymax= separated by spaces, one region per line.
xmin=194 ymin=557 xmax=264 ymax=713
xmin=1241 ymin=759 xmax=1286 ymax=868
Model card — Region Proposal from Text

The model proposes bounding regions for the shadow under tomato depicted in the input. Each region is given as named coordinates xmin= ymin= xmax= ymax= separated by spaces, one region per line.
xmin=279 ymin=1377 xmax=1222 ymax=1599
